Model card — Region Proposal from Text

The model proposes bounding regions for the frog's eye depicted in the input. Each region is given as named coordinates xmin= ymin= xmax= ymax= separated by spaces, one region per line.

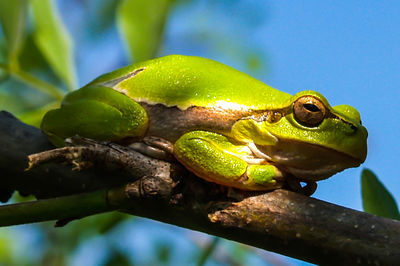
xmin=293 ymin=96 xmax=326 ymax=127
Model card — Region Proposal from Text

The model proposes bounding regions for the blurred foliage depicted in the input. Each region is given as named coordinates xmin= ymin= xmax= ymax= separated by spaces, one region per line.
xmin=197 ymin=237 xmax=220 ymax=266
xmin=31 ymin=0 xmax=77 ymax=89
xmin=103 ymin=247 xmax=132 ymax=266
xmin=0 ymin=0 xmax=28 ymax=68
xmin=361 ymin=169 xmax=400 ymax=220
xmin=117 ymin=0 xmax=174 ymax=62
xmin=0 ymin=0 xmax=285 ymax=265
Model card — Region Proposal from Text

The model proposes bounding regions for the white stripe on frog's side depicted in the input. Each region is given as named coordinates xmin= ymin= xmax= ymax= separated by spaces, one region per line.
xmin=99 ymin=68 xmax=146 ymax=89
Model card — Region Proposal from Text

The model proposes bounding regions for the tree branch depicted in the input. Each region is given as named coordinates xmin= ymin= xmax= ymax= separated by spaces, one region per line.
xmin=0 ymin=110 xmax=399 ymax=265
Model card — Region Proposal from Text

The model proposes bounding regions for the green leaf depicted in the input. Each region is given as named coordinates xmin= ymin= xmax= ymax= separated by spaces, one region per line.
xmin=117 ymin=0 xmax=174 ymax=62
xmin=0 ymin=0 xmax=28 ymax=66
xmin=361 ymin=168 xmax=400 ymax=220
xmin=30 ymin=0 xmax=77 ymax=89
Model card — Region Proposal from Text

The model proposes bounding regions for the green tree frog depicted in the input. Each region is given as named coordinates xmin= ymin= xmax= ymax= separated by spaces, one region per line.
xmin=41 ymin=55 xmax=367 ymax=192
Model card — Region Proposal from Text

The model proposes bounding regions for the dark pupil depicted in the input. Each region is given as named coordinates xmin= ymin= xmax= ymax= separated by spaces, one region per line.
xmin=303 ymin=103 xmax=320 ymax=112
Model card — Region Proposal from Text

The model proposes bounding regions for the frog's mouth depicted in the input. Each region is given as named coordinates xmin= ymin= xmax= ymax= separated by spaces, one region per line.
xmin=252 ymin=141 xmax=363 ymax=181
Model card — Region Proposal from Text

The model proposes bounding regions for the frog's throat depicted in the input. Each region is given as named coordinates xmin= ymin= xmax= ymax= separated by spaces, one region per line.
xmin=251 ymin=140 xmax=363 ymax=181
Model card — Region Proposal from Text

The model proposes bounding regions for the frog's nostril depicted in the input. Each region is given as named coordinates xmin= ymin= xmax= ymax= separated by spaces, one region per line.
xmin=350 ymin=125 xmax=358 ymax=131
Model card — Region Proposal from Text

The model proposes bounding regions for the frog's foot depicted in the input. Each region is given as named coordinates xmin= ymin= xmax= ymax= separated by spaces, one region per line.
xmin=286 ymin=176 xmax=317 ymax=196
xmin=174 ymin=131 xmax=284 ymax=191
xmin=129 ymin=136 xmax=174 ymax=161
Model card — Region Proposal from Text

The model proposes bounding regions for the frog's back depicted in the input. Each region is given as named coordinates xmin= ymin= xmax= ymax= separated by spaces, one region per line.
xmin=89 ymin=55 xmax=291 ymax=110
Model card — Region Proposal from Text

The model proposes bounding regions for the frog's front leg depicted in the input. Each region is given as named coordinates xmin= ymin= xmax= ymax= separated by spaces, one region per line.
xmin=173 ymin=131 xmax=284 ymax=190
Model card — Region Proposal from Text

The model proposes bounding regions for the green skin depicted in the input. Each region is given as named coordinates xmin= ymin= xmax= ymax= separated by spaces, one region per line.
xmin=41 ymin=55 xmax=368 ymax=191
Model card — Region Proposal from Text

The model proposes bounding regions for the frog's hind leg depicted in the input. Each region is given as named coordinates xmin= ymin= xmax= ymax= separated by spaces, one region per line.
xmin=41 ymin=86 xmax=148 ymax=146
xmin=173 ymin=131 xmax=284 ymax=190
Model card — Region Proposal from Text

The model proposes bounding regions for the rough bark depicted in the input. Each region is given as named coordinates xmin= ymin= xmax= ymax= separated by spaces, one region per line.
xmin=0 ymin=111 xmax=399 ymax=265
